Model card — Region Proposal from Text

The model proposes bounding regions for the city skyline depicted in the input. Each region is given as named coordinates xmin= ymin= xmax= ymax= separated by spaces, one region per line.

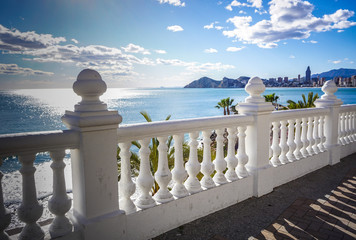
xmin=0 ymin=0 xmax=356 ymax=89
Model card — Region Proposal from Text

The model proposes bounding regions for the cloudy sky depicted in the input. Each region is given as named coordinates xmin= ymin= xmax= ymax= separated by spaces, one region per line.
xmin=0 ymin=0 xmax=355 ymax=88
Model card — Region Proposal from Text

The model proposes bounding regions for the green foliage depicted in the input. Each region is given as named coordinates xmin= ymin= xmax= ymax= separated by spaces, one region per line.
xmin=215 ymin=97 xmax=235 ymax=115
xmin=264 ymin=93 xmax=279 ymax=104
xmin=287 ymin=92 xmax=319 ymax=109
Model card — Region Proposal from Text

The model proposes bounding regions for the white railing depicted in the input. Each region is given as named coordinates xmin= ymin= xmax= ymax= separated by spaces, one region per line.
xmin=0 ymin=130 xmax=79 ymax=240
xmin=1 ymin=69 xmax=356 ymax=240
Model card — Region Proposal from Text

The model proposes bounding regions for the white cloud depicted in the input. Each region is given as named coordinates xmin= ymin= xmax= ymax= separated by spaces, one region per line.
xmin=204 ymin=23 xmax=214 ymax=29
xmin=0 ymin=63 xmax=53 ymax=75
xmin=226 ymin=0 xmax=263 ymax=11
xmin=167 ymin=25 xmax=184 ymax=32
xmin=223 ymin=0 xmax=356 ymax=48
xmin=332 ymin=60 xmax=341 ymax=64
xmin=71 ymin=38 xmax=79 ymax=44
xmin=122 ymin=43 xmax=151 ymax=55
xmin=155 ymin=49 xmax=167 ymax=54
xmin=289 ymin=55 xmax=295 ymax=58
xmin=0 ymin=24 xmax=66 ymax=51
xmin=158 ymin=0 xmax=185 ymax=7
xmin=226 ymin=46 xmax=245 ymax=52
xmin=204 ymin=22 xmax=224 ymax=30
xmin=239 ymin=10 xmax=247 ymax=14
xmin=310 ymin=40 xmax=318 ymax=44
xmin=204 ymin=48 xmax=218 ymax=53
xmin=338 ymin=29 xmax=344 ymax=32
xmin=156 ymin=58 xmax=235 ymax=72
xmin=217 ymin=1 xmax=223 ymax=5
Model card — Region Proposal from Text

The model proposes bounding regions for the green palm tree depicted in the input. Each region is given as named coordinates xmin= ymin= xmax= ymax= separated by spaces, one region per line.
xmin=215 ymin=97 xmax=235 ymax=115
xmin=287 ymin=92 xmax=319 ymax=109
xmin=215 ymin=98 xmax=227 ymax=115
xmin=225 ymin=97 xmax=235 ymax=115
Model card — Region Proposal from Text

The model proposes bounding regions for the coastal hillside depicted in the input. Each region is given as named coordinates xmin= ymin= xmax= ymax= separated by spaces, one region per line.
xmin=184 ymin=76 xmax=247 ymax=88
xmin=312 ymin=68 xmax=356 ymax=79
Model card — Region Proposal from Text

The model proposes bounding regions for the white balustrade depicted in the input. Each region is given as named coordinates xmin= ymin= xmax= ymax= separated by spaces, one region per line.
xmin=294 ymin=118 xmax=303 ymax=160
xmin=300 ymin=117 xmax=309 ymax=157
xmin=184 ymin=132 xmax=202 ymax=194
xmin=119 ymin=142 xmax=136 ymax=214
xmin=340 ymin=113 xmax=346 ymax=145
xmin=279 ymin=120 xmax=289 ymax=164
xmin=212 ymin=129 xmax=227 ymax=185
xmin=135 ymin=138 xmax=156 ymax=209
xmin=307 ymin=117 xmax=315 ymax=155
xmin=236 ymin=126 xmax=249 ymax=178
xmin=225 ymin=127 xmax=238 ymax=181
xmin=48 ymin=150 xmax=72 ymax=238
xmin=270 ymin=121 xmax=281 ymax=166
xmin=318 ymin=116 xmax=326 ymax=152
xmin=201 ymin=131 xmax=215 ymax=189
xmin=17 ymin=153 xmax=44 ymax=240
xmin=354 ymin=111 xmax=356 ymax=141
xmin=154 ymin=137 xmax=174 ymax=203
xmin=171 ymin=134 xmax=189 ymax=198
xmin=347 ymin=112 xmax=353 ymax=142
xmin=286 ymin=119 xmax=296 ymax=162
xmin=0 ymin=159 xmax=11 ymax=240
xmin=344 ymin=112 xmax=350 ymax=144
xmin=312 ymin=116 xmax=321 ymax=154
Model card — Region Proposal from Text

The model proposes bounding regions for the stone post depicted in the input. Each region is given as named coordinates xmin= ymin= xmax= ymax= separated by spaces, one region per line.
xmin=237 ymin=77 xmax=275 ymax=197
xmin=62 ymin=69 xmax=124 ymax=239
xmin=315 ymin=80 xmax=343 ymax=165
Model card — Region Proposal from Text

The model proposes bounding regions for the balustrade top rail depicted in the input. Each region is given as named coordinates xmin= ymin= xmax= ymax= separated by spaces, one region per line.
xmin=0 ymin=130 xmax=79 ymax=157
xmin=270 ymin=107 xmax=330 ymax=121
xmin=117 ymin=114 xmax=254 ymax=142
xmin=340 ymin=104 xmax=356 ymax=113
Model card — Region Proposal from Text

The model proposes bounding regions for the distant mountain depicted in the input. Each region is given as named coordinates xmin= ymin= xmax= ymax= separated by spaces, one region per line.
xmin=184 ymin=76 xmax=247 ymax=88
xmin=312 ymin=68 xmax=356 ymax=79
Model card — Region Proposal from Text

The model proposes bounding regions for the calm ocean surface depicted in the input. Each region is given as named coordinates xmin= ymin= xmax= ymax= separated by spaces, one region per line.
xmin=1 ymin=87 xmax=356 ymax=172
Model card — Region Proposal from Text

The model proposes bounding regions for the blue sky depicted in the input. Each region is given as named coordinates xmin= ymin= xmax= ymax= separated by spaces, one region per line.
xmin=0 ymin=0 xmax=355 ymax=88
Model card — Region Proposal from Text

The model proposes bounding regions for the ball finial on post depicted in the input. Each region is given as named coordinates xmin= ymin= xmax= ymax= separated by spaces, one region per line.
xmin=73 ymin=69 xmax=107 ymax=112
xmin=320 ymin=80 xmax=338 ymax=101
xmin=244 ymin=77 xmax=266 ymax=103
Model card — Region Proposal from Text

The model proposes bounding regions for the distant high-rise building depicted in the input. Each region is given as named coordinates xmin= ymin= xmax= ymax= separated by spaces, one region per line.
xmin=298 ymin=74 xmax=301 ymax=83
xmin=306 ymin=66 xmax=311 ymax=83
xmin=284 ymin=77 xmax=289 ymax=83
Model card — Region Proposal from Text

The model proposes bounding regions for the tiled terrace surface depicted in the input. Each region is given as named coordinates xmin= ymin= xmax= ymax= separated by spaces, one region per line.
xmin=155 ymin=153 xmax=356 ymax=240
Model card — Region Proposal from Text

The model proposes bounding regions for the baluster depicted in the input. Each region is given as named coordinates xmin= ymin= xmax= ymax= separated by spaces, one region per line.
xmin=48 ymin=150 xmax=72 ymax=238
xmin=225 ymin=127 xmax=238 ymax=181
xmin=17 ymin=153 xmax=44 ymax=240
xmin=340 ymin=113 xmax=346 ymax=145
xmin=300 ymin=117 xmax=309 ymax=157
xmin=312 ymin=116 xmax=321 ymax=154
xmin=0 ymin=159 xmax=11 ymax=240
xmin=154 ymin=137 xmax=174 ymax=203
xmin=135 ymin=138 xmax=156 ymax=209
xmin=318 ymin=115 xmax=326 ymax=152
xmin=119 ymin=142 xmax=136 ymax=214
xmin=286 ymin=119 xmax=296 ymax=162
xmin=307 ymin=117 xmax=315 ymax=155
xmin=171 ymin=134 xmax=189 ymax=198
xmin=294 ymin=118 xmax=303 ymax=160
xmin=348 ymin=112 xmax=353 ymax=142
xmin=338 ymin=114 xmax=343 ymax=145
xmin=270 ymin=121 xmax=281 ymax=166
xmin=184 ymin=132 xmax=202 ymax=194
xmin=344 ymin=112 xmax=350 ymax=144
xmin=269 ymin=123 xmax=272 ymax=159
xmin=236 ymin=126 xmax=249 ymax=178
xmin=201 ymin=131 xmax=215 ymax=189
xmin=279 ymin=120 xmax=289 ymax=164
xmin=212 ymin=129 xmax=227 ymax=184
xmin=352 ymin=112 xmax=356 ymax=141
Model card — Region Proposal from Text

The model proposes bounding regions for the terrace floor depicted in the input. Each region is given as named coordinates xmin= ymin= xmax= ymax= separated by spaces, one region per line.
xmin=155 ymin=153 xmax=356 ymax=240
